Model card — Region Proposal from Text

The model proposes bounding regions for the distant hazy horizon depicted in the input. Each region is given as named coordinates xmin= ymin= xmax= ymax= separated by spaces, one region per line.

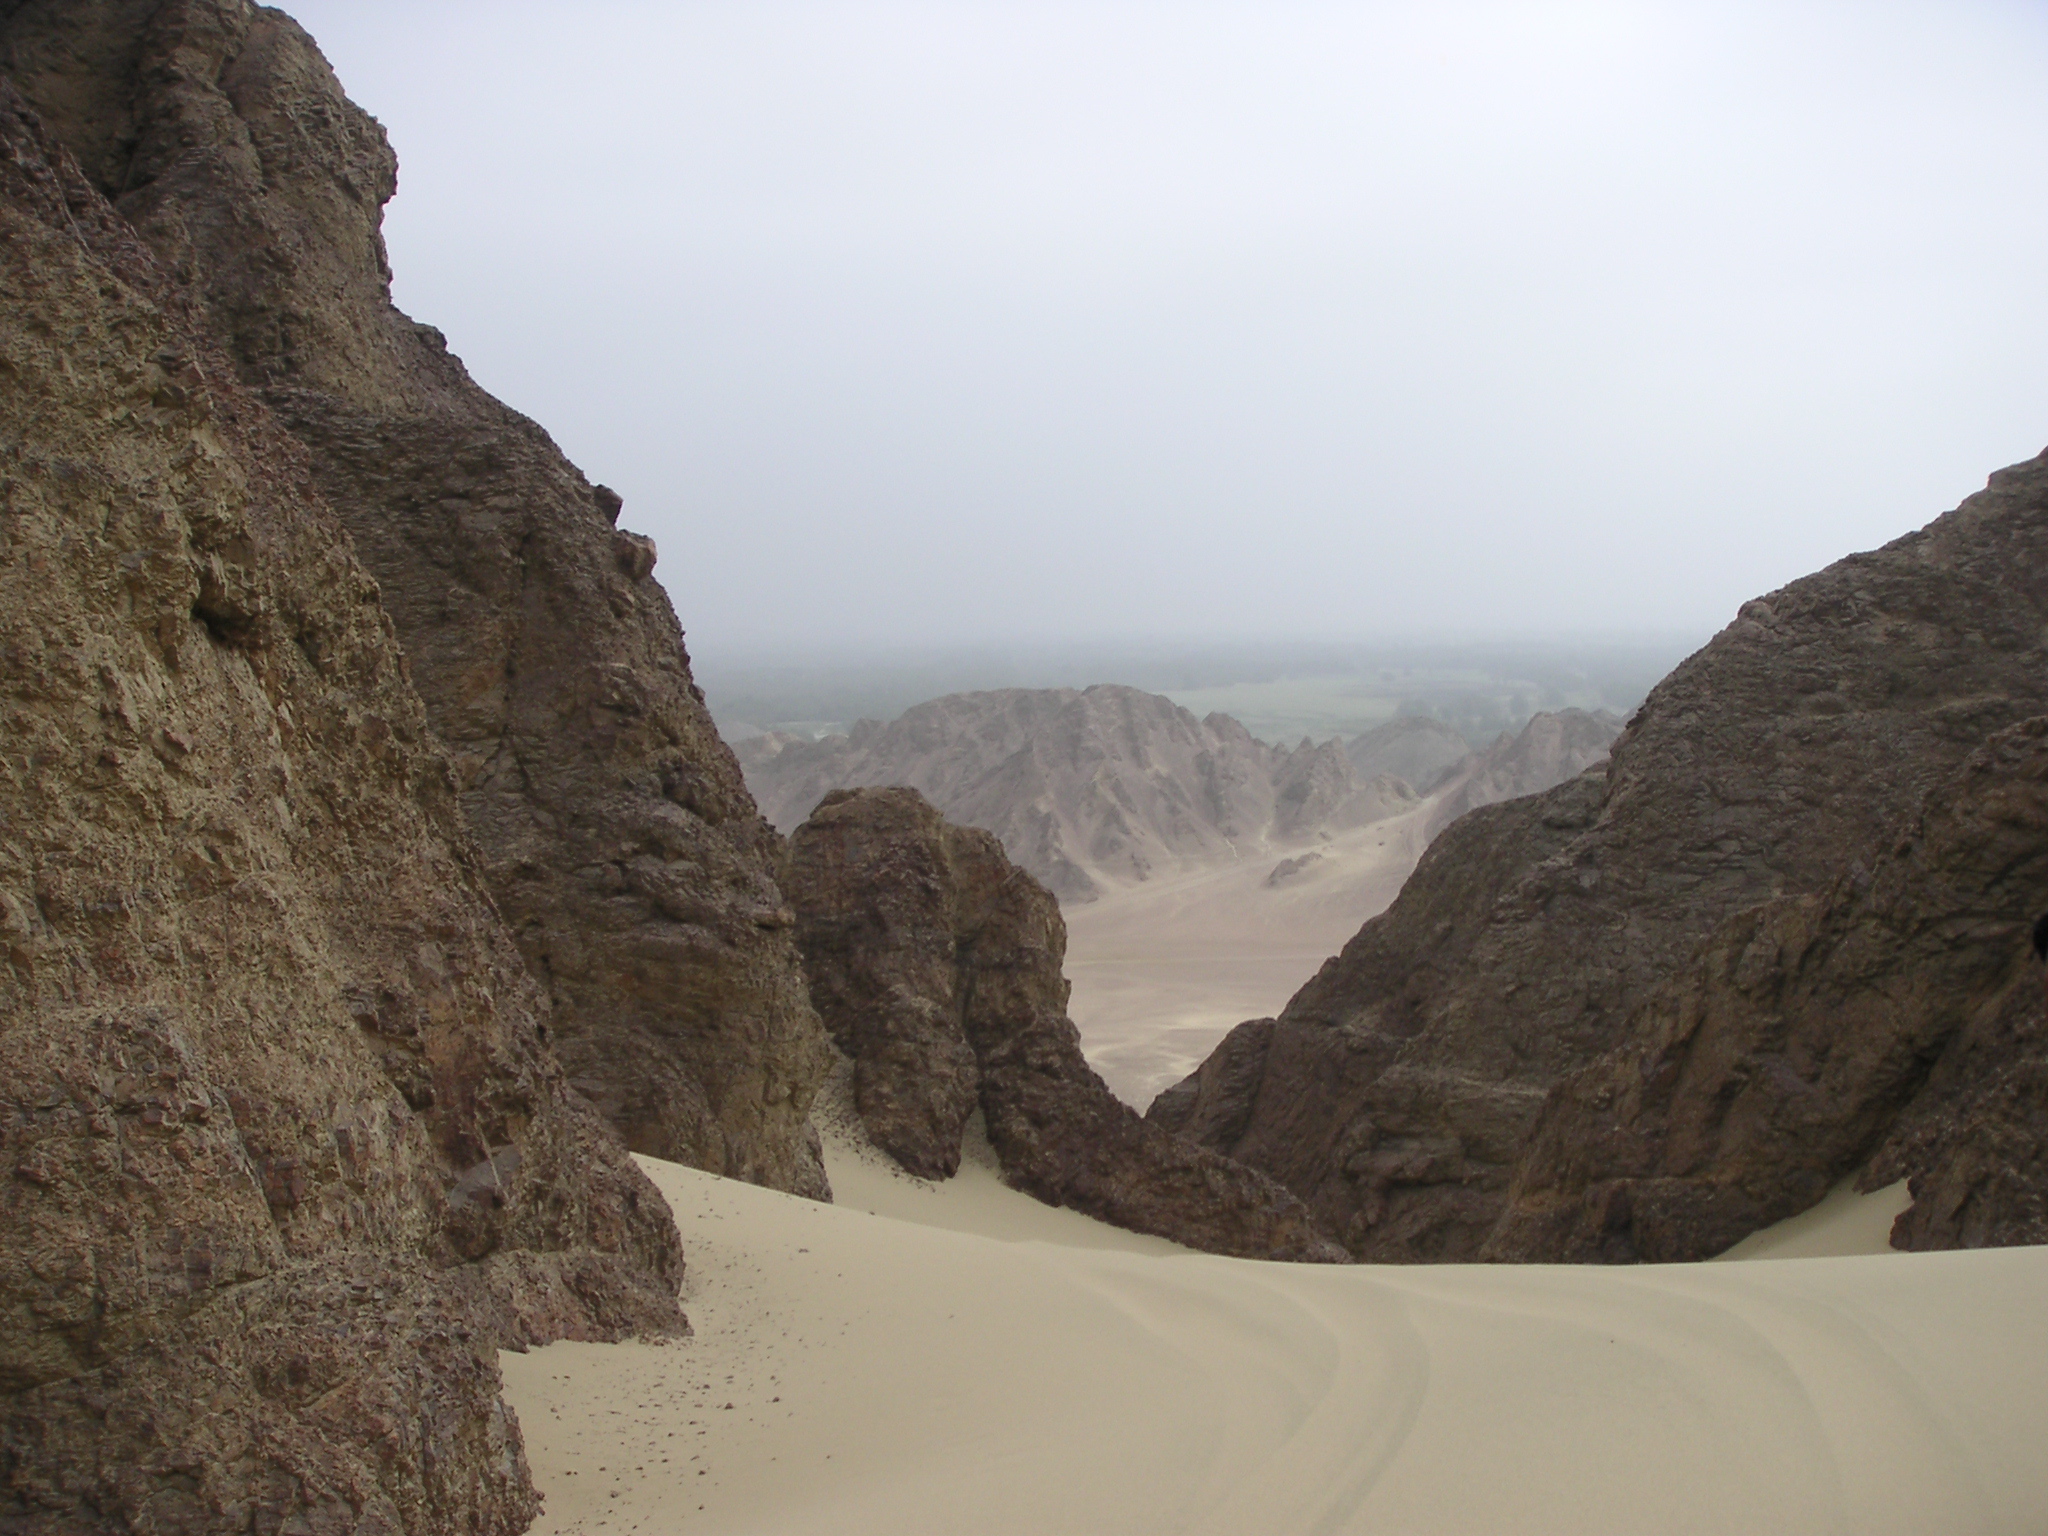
xmin=692 ymin=629 xmax=1701 ymax=747
xmin=288 ymin=1 xmax=2048 ymax=652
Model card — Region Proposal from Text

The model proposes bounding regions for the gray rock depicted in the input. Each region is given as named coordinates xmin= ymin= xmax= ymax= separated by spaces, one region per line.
xmin=1345 ymin=715 xmax=1472 ymax=792
xmin=743 ymin=684 xmax=1413 ymax=901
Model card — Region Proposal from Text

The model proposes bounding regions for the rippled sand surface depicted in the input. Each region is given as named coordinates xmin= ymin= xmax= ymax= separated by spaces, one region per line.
xmin=502 ymin=1118 xmax=2044 ymax=1536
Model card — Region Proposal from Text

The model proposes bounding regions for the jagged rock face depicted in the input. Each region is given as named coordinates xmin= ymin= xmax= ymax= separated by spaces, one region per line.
xmin=789 ymin=789 xmax=1348 ymax=1261
xmin=1870 ymin=976 xmax=2048 ymax=1250
xmin=742 ymin=685 xmax=1413 ymax=901
xmin=785 ymin=793 xmax=982 ymax=1179
xmin=1154 ymin=451 xmax=2048 ymax=1260
xmin=0 ymin=82 xmax=679 ymax=1534
xmin=0 ymin=0 xmax=832 ymax=1193
xmin=1424 ymin=707 xmax=1622 ymax=838
xmin=1490 ymin=717 xmax=2048 ymax=1261
xmin=1345 ymin=715 xmax=1472 ymax=792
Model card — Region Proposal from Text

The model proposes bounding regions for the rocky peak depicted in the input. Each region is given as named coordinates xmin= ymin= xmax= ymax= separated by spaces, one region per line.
xmin=1424 ymin=706 xmax=1623 ymax=837
xmin=1345 ymin=714 xmax=1472 ymax=791
xmin=0 ymin=0 xmax=834 ymax=1193
xmin=740 ymin=683 xmax=1415 ymax=901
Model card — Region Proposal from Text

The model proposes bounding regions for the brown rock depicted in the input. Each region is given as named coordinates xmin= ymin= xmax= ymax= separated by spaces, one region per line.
xmin=1154 ymin=448 xmax=2048 ymax=1260
xmin=790 ymin=789 xmax=1348 ymax=1261
xmin=1489 ymin=716 xmax=2048 ymax=1261
xmin=0 ymin=79 xmax=678 ymax=1533
xmin=786 ymin=791 xmax=982 ymax=1178
xmin=0 ymin=0 xmax=832 ymax=1193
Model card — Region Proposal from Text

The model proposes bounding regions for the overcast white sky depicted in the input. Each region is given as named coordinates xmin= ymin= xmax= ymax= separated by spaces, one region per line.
xmin=285 ymin=0 xmax=2048 ymax=651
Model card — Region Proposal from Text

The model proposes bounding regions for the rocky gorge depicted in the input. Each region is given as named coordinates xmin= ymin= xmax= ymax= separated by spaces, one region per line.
xmin=4 ymin=1 xmax=2048 ymax=1531
xmin=0 ymin=5 xmax=1368 ymax=1527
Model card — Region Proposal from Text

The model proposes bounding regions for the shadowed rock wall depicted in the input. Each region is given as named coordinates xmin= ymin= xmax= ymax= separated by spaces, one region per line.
xmin=1154 ymin=448 xmax=2048 ymax=1260
xmin=0 ymin=80 xmax=679 ymax=1533
xmin=0 ymin=0 xmax=832 ymax=1194
xmin=1490 ymin=716 xmax=2048 ymax=1260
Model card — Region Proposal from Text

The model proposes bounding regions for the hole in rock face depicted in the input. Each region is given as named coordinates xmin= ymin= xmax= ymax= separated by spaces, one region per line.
xmin=191 ymin=599 xmax=255 ymax=648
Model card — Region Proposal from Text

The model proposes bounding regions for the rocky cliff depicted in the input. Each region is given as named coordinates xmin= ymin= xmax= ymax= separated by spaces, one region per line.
xmin=740 ymin=685 xmax=1416 ymax=901
xmin=0 ymin=79 xmax=680 ymax=1533
xmin=787 ymin=789 xmax=1346 ymax=1261
xmin=1153 ymin=450 xmax=2048 ymax=1260
xmin=1489 ymin=715 xmax=2048 ymax=1260
xmin=0 ymin=0 xmax=832 ymax=1194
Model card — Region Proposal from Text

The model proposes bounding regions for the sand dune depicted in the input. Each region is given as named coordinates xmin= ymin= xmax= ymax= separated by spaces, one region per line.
xmin=501 ymin=1123 xmax=2048 ymax=1536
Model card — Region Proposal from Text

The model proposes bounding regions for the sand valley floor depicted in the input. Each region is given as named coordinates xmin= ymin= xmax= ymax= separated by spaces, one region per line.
xmin=1063 ymin=798 xmax=1436 ymax=1107
xmin=500 ymin=1117 xmax=2044 ymax=1536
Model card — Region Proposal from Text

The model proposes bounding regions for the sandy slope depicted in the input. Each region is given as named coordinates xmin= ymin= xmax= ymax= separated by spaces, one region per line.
xmin=1065 ymin=799 xmax=1437 ymax=1107
xmin=501 ymin=1117 xmax=2048 ymax=1536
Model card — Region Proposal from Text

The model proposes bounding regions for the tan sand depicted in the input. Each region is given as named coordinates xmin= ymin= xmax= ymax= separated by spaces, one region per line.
xmin=1716 ymin=1178 xmax=1915 ymax=1261
xmin=502 ymin=1117 xmax=2048 ymax=1536
xmin=1064 ymin=800 xmax=1437 ymax=1107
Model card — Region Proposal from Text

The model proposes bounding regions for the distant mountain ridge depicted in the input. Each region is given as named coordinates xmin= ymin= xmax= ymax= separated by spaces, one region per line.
xmin=738 ymin=686 xmax=1621 ymax=901
xmin=1345 ymin=715 xmax=1474 ymax=790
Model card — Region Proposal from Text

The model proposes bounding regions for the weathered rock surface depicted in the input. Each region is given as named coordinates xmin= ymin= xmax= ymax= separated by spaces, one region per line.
xmin=789 ymin=789 xmax=1347 ymax=1261
xmin=741 ymin=685 xmax=1416 ymax=901
xmin=0 ymin=80 xmax=680 ymax=1533
xmin=1154 ymin=449 xmax=2048 ymax=1260
xmin=1489 ymin=716 xmax=2048 ymax=1261
xmin=1424 ymin=707 xmax=1623 ymax=838
xmin=0 ymin=0 xmax=832 ymax=1193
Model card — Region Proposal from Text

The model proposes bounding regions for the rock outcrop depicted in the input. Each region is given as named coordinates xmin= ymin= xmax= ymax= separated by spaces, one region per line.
xmin=741 ymin=685 xmax=1417 ymax=901
xmin=0 ymin=80 xmax=680 ymax=1533
xmin=1488 ymin=716 xmax=2048 ymax=1261
xmin=1153 ymin=449 xmax=2048 ymax=1260
xmin=788 ymin=789 xmax=1347 ymax=1261
xmin=0 ymin=0 xmax=832 ymax=1194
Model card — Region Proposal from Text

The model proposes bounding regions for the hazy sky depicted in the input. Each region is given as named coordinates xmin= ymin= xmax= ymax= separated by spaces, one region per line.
xmin=285 ymin=1 xmax=2048 ymax=651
